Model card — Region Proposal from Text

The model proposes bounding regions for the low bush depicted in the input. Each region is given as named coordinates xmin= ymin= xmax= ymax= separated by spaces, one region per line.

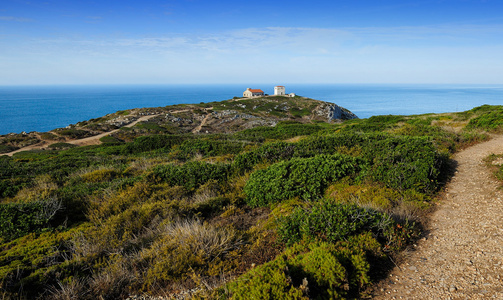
xmin=56 ymin=129 xmax=89 ymax=139
xmin=39 ymin=132 xmax=59 ymax=140
xmin=122 ymin=134 xmax=193 ymax=154
xmin=140 ymin=219 xmax=242 ymax=291
xmin=294 ymin=133 xmax=371 ymax=157
xmin=80 ymin=168 xmax=119 ymax=183
xmin=134 ymin=122 xmax=168 ymax=132
xmin=99 ymin=135 xmax=123 ymax=144
xmin=0 ymin=198 xmax=62 ymax=242
xmin=466 ymin=105 xmax=503 ymax=131
xmin=233 ymin=141 xmax=298 ymax=173
xmin=171 ymin=139 xmax=246 ymax=161
xmin=48 ymin=143 xmax=77 ymax=150
xmin=152 ymin=161 xmax=231 ymax=190
xmin=244 ymin=154 xmax=361 ymax=207
xmin=361 ymin=136 xmax=444 ymax=193
xmin=276 ymin=201 xmax=400 ymax=247
xmin=233 ymin=123 xmax=323 ymax=142
xmin=0 ymin=144 xmax=18 ymax=153
xmin=324 ymin=183 xmax=431 ymax=220
xmin=226 ymin=233 xmax=383 ymax=299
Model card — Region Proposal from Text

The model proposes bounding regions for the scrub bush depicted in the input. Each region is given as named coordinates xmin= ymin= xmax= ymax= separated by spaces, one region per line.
xmin=362 ymin=136 xmax=443 ymax=193
xmin=276 ymin=202 xmax=394 ymax=247
xmin=244 ymin=154 xmax=361 ymax=207
xmin=80 ymin=168 xmax=119 ymax=183
xmin=466 ymin=105 xmax=503 ymax=131
xmin=324 ymin=182 xmax=431 ymax=217
xmin=122 ymin=134 xmax=193 ymax=154
xmin=232 ymin=123 xmax=323 ymax=142
xmin=152 ymin=161 xmax=231 ymax=190
xmin=233 ymin=141 xmax=298 ymax=173
xmin=0 ymin=198 xmax=62 ymax=242
xmin=140 ymin=219 xmax=241 ymax=290
xmin=171 ymin=139 xmax=246 ymax=161
xmin=226 ymin=233 xmax=382 ymax=299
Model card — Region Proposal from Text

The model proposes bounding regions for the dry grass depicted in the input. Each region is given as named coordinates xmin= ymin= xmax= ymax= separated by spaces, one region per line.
xmin=14 ymin=174 xmax=58 ymax=202
xmin=191 ymin=180 xmax=220 ymax=204
xmin=88 ymin=259 xmax=137 ymax=299
xmin=324 ymin=183 xmax=429 ymax=223
xmin=160 ymin=218 xmax=240 ymax=259
xmin=47 ymin=278 xmax=89 ymax=300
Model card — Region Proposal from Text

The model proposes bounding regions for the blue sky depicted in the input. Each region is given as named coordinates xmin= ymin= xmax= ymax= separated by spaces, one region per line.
xmin=1 ymin=0 xmax=502 ymax=85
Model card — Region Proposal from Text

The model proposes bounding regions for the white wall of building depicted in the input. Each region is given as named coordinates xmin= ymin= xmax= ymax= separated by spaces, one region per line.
xmin=274 ymin=86 xmax=285 ymax=96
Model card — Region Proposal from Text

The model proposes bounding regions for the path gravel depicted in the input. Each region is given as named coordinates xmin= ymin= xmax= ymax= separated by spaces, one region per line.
xmin=374 ymin=135 xmax=503 ymax=299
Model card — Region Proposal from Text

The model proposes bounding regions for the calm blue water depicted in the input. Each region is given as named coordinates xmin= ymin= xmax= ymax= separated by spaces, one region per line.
xmin=0 ymin=84 xmax=502 ymax=135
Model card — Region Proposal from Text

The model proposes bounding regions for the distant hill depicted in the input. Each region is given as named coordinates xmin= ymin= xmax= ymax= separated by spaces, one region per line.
xmin=0 ymin=95 xmax=357 ymax=154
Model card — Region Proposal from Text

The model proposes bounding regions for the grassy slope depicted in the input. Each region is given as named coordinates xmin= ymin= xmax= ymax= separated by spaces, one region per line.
xmin=0 ymin=103 xmax=502 ymax=299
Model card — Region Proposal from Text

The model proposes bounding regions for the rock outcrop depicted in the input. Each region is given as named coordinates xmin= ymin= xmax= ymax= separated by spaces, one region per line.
xmin=314 ymin=103 xmax=358 ymax=122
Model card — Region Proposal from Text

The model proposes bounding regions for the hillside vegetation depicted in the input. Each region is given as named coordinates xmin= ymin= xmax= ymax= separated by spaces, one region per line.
xmin=1 ymin=100 xmax=502 ymax=299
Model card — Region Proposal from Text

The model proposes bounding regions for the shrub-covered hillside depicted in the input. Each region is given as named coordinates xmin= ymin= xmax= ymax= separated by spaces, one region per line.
xmin=0 ymin=96 xmax=355 ymax=154
xmin=0 ymin=102 xmax=500 ymax=299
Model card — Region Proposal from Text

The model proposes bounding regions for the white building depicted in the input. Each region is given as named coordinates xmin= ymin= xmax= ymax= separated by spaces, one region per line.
xmin=274 ymin=86 xmax=286 ymax=96
xmin=243 ymin=88 xmax=265 ymax=98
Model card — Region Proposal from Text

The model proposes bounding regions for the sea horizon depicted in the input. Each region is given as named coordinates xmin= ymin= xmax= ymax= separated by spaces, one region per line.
xmin=1 ymin=83 xmax=502 ymax=135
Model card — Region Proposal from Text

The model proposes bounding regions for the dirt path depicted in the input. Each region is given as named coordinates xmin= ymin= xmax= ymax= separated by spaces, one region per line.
xmin=192 ymin=113 xmax=211 ymax=133
xmin=374 ymin=135 xmax=503 ymax=299
xmin=66 ymin=114 xmax=158 ymax=147
xmin=4 ymin=114 xmax=159 ymax=156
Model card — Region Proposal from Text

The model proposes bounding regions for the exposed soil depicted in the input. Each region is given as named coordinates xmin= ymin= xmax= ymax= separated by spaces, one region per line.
xmin=373 ymin=135 xmax=503 ymax=299
xmin=192 ymin=113 xmax=212 ymax=133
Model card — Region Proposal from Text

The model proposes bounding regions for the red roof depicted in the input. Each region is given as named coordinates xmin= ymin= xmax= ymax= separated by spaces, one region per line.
xmin=250 ymin=89 xmax=264 ymax=93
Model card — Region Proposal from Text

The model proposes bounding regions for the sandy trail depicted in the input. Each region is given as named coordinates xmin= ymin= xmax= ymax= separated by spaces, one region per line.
xmin=4 ymin=114 xmax=159 ymax=156
xmin=374 ymin=135 xmax=503 ymax=299
xmin=192 ymin=113 xmax=211 ymax=133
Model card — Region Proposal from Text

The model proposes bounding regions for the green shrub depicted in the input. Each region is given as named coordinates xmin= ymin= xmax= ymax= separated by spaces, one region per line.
xmin=81 ymin=168 xmax=119 ymax=183
xmin=56 ymin=129 xmax=89 ymax=139
xmin=294 ymin=133 xmax=371 ymax=157
xmin=39 ymin=132 xmax=59 ymax=140
xmin=233 ymin=123 xmax=322 ymax=142
xmin=122 ymin=134 xmax=193 ymax=154
xmin=48 ymin=142 xmax=77 ymax=150
xmin=362 ymin=136 xmax=443 ymax=193
xmin=140 ymin=219 xmax=241 ymax=291
xmin=0 ymin=178 xmax=24 ymax=198
xmin=0 ymin=199 xmax=61 ymax=241
xmin=367 ymin=115 xmax=405 ymax=125
xmin=171 ymin=139 xmax=246 ymax=160
xmin=134 ymin=122 xmax=167 ymax=132
xmin=99 ymin=135 xmax=123 ymax=144
xmin=276 ymin=202 xmax=395 ymax=247
xmin=466 ymin=106 xmax=503 ymax=131
xmin=233 ymin=141 xmax=298 ymax=173
xmin=0 ymin=144 xmax=18 ymax=154
xmin=324 ymin=182 xmax=431 ymax=212
xmin=0 ymin=226 xmax=88 ymax=299
xmin=296 ymin=133 xmax=446 ymax=193
xmin=226 ymin=233 xmax=382 ymax=299
xmin=152 ymin=161 xmax=231 ymax=190
xmin=244 ymin=154 xmax=361 ymax=207
xmin=227 ymin=254 xmax=307 ymax=300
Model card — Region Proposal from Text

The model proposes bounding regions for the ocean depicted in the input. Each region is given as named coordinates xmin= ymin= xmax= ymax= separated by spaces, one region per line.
xmin=0 ymin=84 xmax=502 ymax=135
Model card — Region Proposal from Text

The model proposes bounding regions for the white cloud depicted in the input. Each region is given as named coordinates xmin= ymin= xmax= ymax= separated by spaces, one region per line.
xmin=1 ymin=24 xmax=503 ymax=84
xmin=0 ymin=16 xmax=33 ymax=22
